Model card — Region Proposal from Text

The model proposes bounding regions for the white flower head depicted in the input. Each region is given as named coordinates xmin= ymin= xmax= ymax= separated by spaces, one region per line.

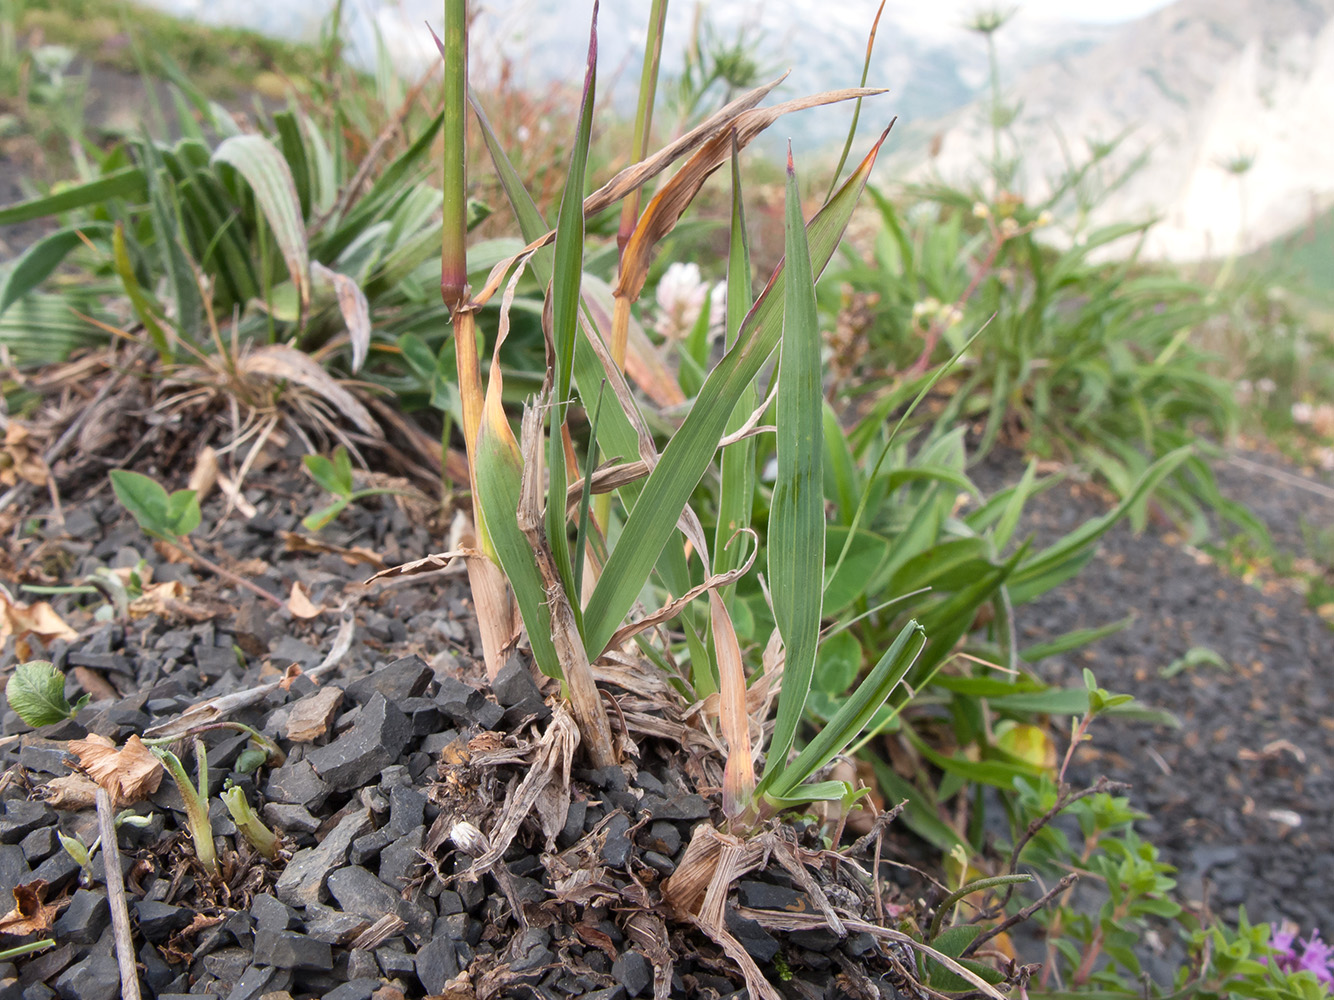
xmin=1292 ymin=402 xmax=1314 ymax=424
xmin=653 ymin=262 xmax=726 ymax=341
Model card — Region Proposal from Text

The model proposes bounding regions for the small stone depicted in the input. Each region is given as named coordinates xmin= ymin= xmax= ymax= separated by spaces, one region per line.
xmin=261 ymin=803 xmax=321 ymax=836
xmin=135 ymin=900 xmax=192 ymax=942
xmin=321 ymin=980 xmax=378 ymax=1000
xmin=0 ymin=845 xmax=31 ymax=908
xmin=221 ymin=964 xmax=278 ymax=1000
xmin=789 ymin=927 xmax=840 ymax=952
xmin=265 ymin=760 xmax=331 ymax=813
xmin=270 ymin=636 xmax=323 ymax=669
xmin=223 ymin=910 xmax=255 ymax=948
xmin=736 ymin=881 xmax=812 ymax=913
xmin=250 ymin=894 xmax=298 ymax=933
xmin=415 ymin=936 xmax=458 ymax=994
xmin=347 ymin=949 xmax=378 ymax=980
xmin=251 ymin=929 xmax=333 ymax=971
xmin=376 ymin=947 xmax=414 ymax=979
xmin=433 ymin=679 xmax=485 ymax=727
xmin=643 ymin=793 xmax=710 ymax=822
xmin=0 ymin=800 xmax=55 ymax=843
xmin=349 ymin=828 xmax=394 ymax=867
xmin=643 ymin=821 xmax=681 ymax=857
xmin=583 ymin=989 xmax=627 ymax=1000
xmin=284 ymin=687 xmax=344 ymax=743
xmin=490 ymin=658 xmax=541 ymax=708
xmin=379 ymin=827 xmax=425 ymax=888
xmin=275 ymin=808 xmax=371 ymax=908
xmin=326 ymin=866 xmax=431 ymax=938
xmin=396 ymin=698 xmax=444 ymax=737
xmin=843 ymin=931 xmax=876 ymax=957
xmin=387 ymin=786 xmax=426 ymax=835
xmin=611 ymin=950 xmax=652 ymax=998
xmin=642 ymin=851 xmax=675 ymax=876
xmin=30 ymin=850 xmax=81 ymax=894
xmin=52 ymin=889 xmax=109 ymax=945
xmin=18 ymin=742 xmax=72 ymax=777
xmin=600 ymin=813 xmax=633 ymax=869
xmin=51 ymin=948 xmax=120 ymax=1000
xmin=19 ymin=826 xmax=58 ymax=864
xmin=557 ymin=801 xmax=586 ymax=849
xmin=507 ymin=927 xmax=553 ymax=975
xmin=345 ymin=656 xmax=433 ymax=705
xmin=300 ymin=903 xmax=369 ymax=945
xmin=724 ymin=907 xmax=780 ymax=962
xmin=306 ymin=695 xmax=412 ymax=792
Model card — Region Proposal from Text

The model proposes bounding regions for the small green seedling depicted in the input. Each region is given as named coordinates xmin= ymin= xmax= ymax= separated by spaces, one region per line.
xmin=5 ymin=661 xmax=88 ymax=728
xmin=221 ymin=784 xmax=280 ymax=860
xmin=58 ymin=811 xmax=151 ymax=883
xmin=109 ymin=470 xmax=201 ymax=544
xmin=301 ymin=446 xmax=413 ymax=531
xmin=150 ymin=739 xmax=217 ymax=877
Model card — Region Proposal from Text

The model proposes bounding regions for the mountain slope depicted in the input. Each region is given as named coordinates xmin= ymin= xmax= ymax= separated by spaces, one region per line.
xmin=900 ymin=0 xmax=1334 ymax=261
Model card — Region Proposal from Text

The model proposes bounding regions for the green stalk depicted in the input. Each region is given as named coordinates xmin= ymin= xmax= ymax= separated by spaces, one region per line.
xmin=152 ymin=740 xmax=217 ymax=877
xmin=221 ymin=786 xmax=280 ymax=860
xmin=441 ymin=0 xmax=468 ymax=311
xmin=616 ymin=0 xmax=668 ymax=257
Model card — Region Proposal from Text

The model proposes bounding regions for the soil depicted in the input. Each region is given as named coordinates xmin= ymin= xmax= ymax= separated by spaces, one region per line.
xmin=975 ymin=447 xmax=1334 ymax=933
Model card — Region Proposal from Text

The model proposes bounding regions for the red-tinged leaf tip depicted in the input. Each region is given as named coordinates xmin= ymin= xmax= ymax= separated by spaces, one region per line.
xmin=583 ymin=2 xmax=600 ymax=91
xmin=428 ymin=22 xmax=445 ymax=59
xmin=786 ymin=140 xmax=794 ymax=174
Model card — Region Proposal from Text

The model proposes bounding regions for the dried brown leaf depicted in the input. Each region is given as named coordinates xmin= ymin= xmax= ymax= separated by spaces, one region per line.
xmin=127 ymin=580 xmax=190 ymax=619
xmin=280 ymin=531 xmax=386 ymax=569
xmin=69 ymin=734 xmax=164 ymax=805
xmin=38 ymin=773 xmax=99 ymax=810
xmin=188 ymin=446 xmax=219 ymax=503
xmin=286 ymin=581 xmax=325 ymax=619
xmin=0 ymin=880 xmax=63 ymax=936
xmin=0 ymin=585 xmax=78 ymax=651
xmin=238 ymin=344 xmax=380 ymax=437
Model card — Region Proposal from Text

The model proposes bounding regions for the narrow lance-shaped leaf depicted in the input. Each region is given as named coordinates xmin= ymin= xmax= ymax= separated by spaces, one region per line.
xmin=581 ymin=125 xmax=893 ymax=659
xmin=763 ymin=145 xmax=826 ymax=783
xmin=546 ymin=2 xmax=600 ymax=618
xmin=0 ymin=224 xmax=113 ymax=318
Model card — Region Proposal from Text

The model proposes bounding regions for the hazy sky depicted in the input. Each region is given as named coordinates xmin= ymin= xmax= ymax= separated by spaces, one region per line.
xmin=1019 ymin=0 xmax=1174 ymax=21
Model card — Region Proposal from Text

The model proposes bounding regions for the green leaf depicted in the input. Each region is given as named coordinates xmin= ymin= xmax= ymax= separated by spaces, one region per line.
xmin=5 ymin=661 xmax=78 ymax=728
xmin=109 ymin=469 xmax=177 ymax=541
xmin=815 ymin=629 xmax=862 ymax=696
xmin=212 ymin=135 xmax=311 ymax=319
xmin=303 ymin=452 xmax=351 ymax=498
xmin=0 ymin=167 xmax=146 ymax=227
xmin=1020 ymin=617 xmax=1133 ymax=663
xmin=0 ymin=224 xmax=113 ymax=318
xmin=112 ymin=222 xmax=172 ymax=362
xmin=166 ymin=490 xmax=201 ymax=538
xmin=764 ymin=148 xmax=827 ymax=783
xmin=302 ymin=499 xmax=350 ymax=532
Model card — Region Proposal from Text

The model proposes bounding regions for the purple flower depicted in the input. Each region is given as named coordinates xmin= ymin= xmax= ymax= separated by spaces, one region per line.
xmin=1267 ymin=924 xmax=1334 ymax=985
xmin=1298 ymin=931 xmax=1334 ymax=984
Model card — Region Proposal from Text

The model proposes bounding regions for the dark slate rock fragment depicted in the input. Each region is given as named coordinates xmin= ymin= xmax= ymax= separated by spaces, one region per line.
xmin=321 ymin=979 xmax=378 ymax=1000
xmin=843 ymin=931 xmax=875 ymax=957
xmin=18 ymin=742 xmax=72 ymax=777
xmin=788 ymin=927 xmax=840 ymax=952
xmin=19 ymin=826 xmax=58 ymax=864
xmin=434 ymin=679 xmax=486 ymax=727
xmin=306 ymin=694 xmax=411 ymax=792
xmin=377 ymin=947 xmax=414 ymax=979
xmin=500 ymin=698 xmax=551 ymax=729
xmin=300 ymin=902 xmax=369 ymax=945
xmin=434 ymin=912 xmax=474 ymax=944
xmin=0 ymin=846 xmax=31 ymax=916
xmin=387 ymin=785 xmax=426 ymax=835
xmin=52 ymin=890 xmax=109 ymax=945
xmin=642 ymin=851 xmax=675 ymax=877
xmin=51 ymin=948 xmax=120 ymax=1000
xmin=472 ymin=701 xmax=505 ymax=729
xmin=0 ymin=800 xmax=55 ymax=843
xmin=347 ymin=948 xmax=378 ymax=979
xmin=415 ymin=936 xmax=459 ymax=994
xmin=274 ymin=808 xmax=372 ymax=908
xmin=600 ymin=813 xmax=633 ymax=869
xmin=643 ymin=793 xmax=710 ymax=822
xmin=724 ymin=907 xmax=780 ymax=962
xmin=491 ymin=658 xmax=542 ymax=708
xmin=643 ymin=820 xmax=681 ymax=857
xmin=736 ymin=881 xmax=812 ymax=913
xmin=138 ymin=940 xmax=175 ymax=992
xmin=270 ymin=636 xmax=323 ymax=668
xmin=557 ymin=801 xmax=586 ymax=849
xmin=193 ymin=645 xmax=238 ymax=674
xmin=220 ymin=964 xmax=278 ymax=1000
xmin=345 ymin=655 xmax=433 ymax=705
xmin=349 ymin=828 xmax=395 ymax=866
xmin=379 ymin=826 xmax=425 ymax=887
xmin=135 ymin=900 xmax=192 ymax=942
xmin=611 ymin=950 xmax=652 ymax=998
xmin=250 ymin=893 xmax=298 ymax=933
xmin=583 ymin=988 xmax=627 ymax=1000
xmin=222 ymin=910 xmax=254 ymax=947
xmin=326 ymin=865 xmax=432 ymax=938
xmin=265 ymin=760 xmax=331 ymax=812
xmin=65 ymin=651 xmax=132 ymax=675
xmin=30 ymin=849 xmax=80 ymax=895
xmin=396 ymin=697 xmax=445 ymax=737
xmin=251 ymin=929 xmax=333 ymax=971
xmin=508 ymin=927 xmax=553 ymax=975
xmin=261 ymin=802 xmax=321 ymax=835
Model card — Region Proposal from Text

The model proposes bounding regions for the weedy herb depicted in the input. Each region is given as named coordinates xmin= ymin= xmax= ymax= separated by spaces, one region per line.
xmin=150 ymin=738 xmax=216 ymax=877
xmin=301 ymin=445 xmax=415 ymax=531
xmin=5 ymin=660 xmax=88 ymax=727
xmin=220 ymin=785 xmax=280 ymax=860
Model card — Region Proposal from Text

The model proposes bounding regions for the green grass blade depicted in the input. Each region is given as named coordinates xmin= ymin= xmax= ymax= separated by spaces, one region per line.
xmin=112 ymin=222 xmax=172 ymax=361
xmin=581 ymin=127 xmax=893 ymax=659
xmin=763 ymin=145 xmax=826 ymax=784
xmin=0 ymin=223 xmax=112 ymax=318
xmin=764 ymin=619 xmax=926 ymax=800
xmin=825 ymin=0 xmax=885 ymax=202
xmin=0 ymin=167 xmax=146 ymax=227
xmin=546 ymin=5 xmax=601 ymax=618
xmin=573 ymin=382 xmax=607 ymax=600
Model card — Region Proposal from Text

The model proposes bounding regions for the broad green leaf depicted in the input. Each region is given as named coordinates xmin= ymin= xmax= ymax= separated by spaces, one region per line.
xmin=764 ymin=149 xmax=827 ymax=782
xmin=304 ymin=449 xmax=352 ymax=499
xmin=302 ymin=499 xmax=350 ymax=532
xmin=0 ymin=224 xmax=112 ymax=317
xmin=4 ymin=661 xmax=84 ymax=728
xmin=213 ymin=135 xmax=311 ymax=318
xmin=822 ymin=526 xmax=891 ymax=615
xmin=110 ymin=469 xmax=175 ymax=541
xmin=166 ymin=490 xmax=202 ymax=538
xmin=0 ymin=167 xmax=146 ymax=226
xmin=815 ymin=629 xmax=862 ymax=696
